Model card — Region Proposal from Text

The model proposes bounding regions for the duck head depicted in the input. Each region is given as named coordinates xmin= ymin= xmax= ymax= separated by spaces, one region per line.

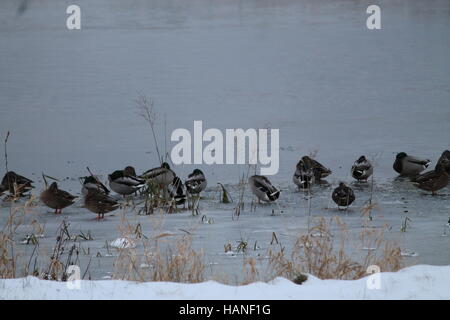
xmin=83 ymin=176 xmax=97 ymax=185
xmin=396 ymin=152 xmax=407 ymax=160
xmin=356 ymin=155 xmax=367 ymax=163
xmin=124 ymin=166 xmax=137 ymax=176
xmin=49 ymin=182 xmax=58 ymax=191
xmin=161 ymin=162 xmax=171 ymax=170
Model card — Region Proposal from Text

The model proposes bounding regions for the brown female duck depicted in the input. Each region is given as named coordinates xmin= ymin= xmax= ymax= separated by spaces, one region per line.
xmin=40 ymin=182 xmax=77 ymax=214
xmin=84 ymin=189 xmax=120 ymax=219
xmin=412 ymin=158 xmax=449 ymax=195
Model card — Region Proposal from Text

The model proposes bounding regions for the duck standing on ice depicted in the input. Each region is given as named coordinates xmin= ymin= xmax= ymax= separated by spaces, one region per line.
xmin=185 ymin=169 xmax=207 ymax=195
xmin=81 ymin=176 xmax=110 ymax=196
xmin=412 ymin=156 xmax=449 ymax=195
xmin=84 ymin=188 xmax=120 ymax=219
xmin=108 ymin=167 xmax=145 ymax=197
xmin=351 ymin=156 xmax=373 ymax=181
xmin=293 ymin=159 xmax=315 ymax=189
xmin=40 ymin=182 xmax=77 ymax=214
xmin=332 ymin=182 xmax=355 ymax=210
xmin=141 ymin=162 xmax=175 ymax=188
xmin=300 ymin=156 xmax=332 ymax=181
xmin=393 ymin=152 xmax=430 ymax=177
xmin=249 ymin=175 xmax=280 ymax=203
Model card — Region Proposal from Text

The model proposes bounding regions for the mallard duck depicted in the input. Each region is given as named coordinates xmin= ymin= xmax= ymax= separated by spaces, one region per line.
xmin=81 ymin=176 xmax=109 ymax=196
xmin=1 ymin=171 xmax=34 ymax=195
xmin=84 ymin=189 xmax=120 ymax=219
xmin=249 ymin=175 xmax=280 ymax=203
xmin=436 ymin=150 xmax=450 ymax=174
xmin=351 ymin=156 xmax=373 ymax=181
xmin=140 ymin=162 xmax=175 ymax=187
xmin=300 ymin=156 xmax=332 ymax=180
xmin=40 ymin=182 xmax=77 ymax=214
xmin=393 ymin=152 xmax=430 ymax=177
xmin=185 ymin=169 xmax=207 ymax=195
xmin=412 ymin=158 xmax=449 ymax=195
xmin=332 ymin=182 xmax=355 ymax=209
xmin=292 ymin=159 xmax=315 ymax=189
xmin=168 ymin=176 xmax=186 ymax=205
xmin=108 ymin=169 xmax=145 ymax=196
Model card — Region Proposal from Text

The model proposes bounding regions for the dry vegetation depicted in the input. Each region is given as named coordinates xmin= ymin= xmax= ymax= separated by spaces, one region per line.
xmin=0 ymin=197 xmax=404 ymax=285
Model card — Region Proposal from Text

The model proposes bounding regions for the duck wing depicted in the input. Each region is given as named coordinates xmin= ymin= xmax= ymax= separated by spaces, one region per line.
xmin=56 ymin=189 xmax=77 ymax=202
xmin=412 ymin=170 xmax=440 ymax=183
xmin=406 ymin=156 xmax=430 ymax=167
xmin=115 ymin=176 xmax=145 ymax=187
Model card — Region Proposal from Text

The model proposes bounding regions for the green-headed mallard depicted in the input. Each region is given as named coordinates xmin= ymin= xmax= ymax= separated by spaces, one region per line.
xmin=84 ymin=188 xmax=120 ymax=219
xmin=185 ymin=169 xmax=207 ymax=195
xmin=140 ymin=162 xmax=175 ymax=187
xmin=81 ymin=176 xmax=109 ymax=196
xmin=108 ymin=168 xmax=145 ymax=196
xmin=393 ymin=152 xmax=430 ymax=177
xmin=1 ymin=171 xmax=34 ymax=196
xmin=249 ymin=175 xmax=280 ymax=203
xmin=412 ymin=158 xmax=449 ymax=195
xmin=40 ymin=182 xmax=77 ymax=214
xmin=332 ymin=182 xmax=355 ymax=209
xmin=351 ymin=155 xmax=373 ymax=181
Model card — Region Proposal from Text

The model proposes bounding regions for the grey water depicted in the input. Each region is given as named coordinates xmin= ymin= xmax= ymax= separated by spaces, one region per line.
xmin=0 ymin=0 xmax=449 ymax=281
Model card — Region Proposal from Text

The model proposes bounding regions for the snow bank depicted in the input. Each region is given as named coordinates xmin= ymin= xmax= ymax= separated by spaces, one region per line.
xmin=0 ymin=265 xmax=449 ymax=300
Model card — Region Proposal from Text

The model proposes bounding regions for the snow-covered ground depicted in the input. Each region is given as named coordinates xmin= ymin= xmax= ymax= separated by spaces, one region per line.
xmin=1 ymin=265 xmax=449 ymax=299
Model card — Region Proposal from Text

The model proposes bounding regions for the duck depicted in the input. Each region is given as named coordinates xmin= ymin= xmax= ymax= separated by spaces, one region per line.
xmin=300 ymin=156 xmax=332 ymax=181
xmin=292 ymin=160 xmax=315 ymax=189
xmin=108 ymin=168 xmax=145 ymax=196
xmin=393 ymin=152 xmax=430 ymax=177
xmin=1 ymin=171 xmax=34 ymax=196
xmin=332 ymin=182 xmax=355 ymax=209
xmin=436 ymin=150 xmax=450 ymax=174
xmin=81 ymin=176 xmax=109 ymax=196
xmin=412 ymin=158 xmax=449 ymax=195
xmin=351 ymin=155 xmax=373 ymax=181
xmin=40 ymin=182 xmax=77 ymax=214
xmin=249 ymin=175 xmax=280 ymax=203
xmin=168 ymin=176 xmax=186 ymax=205
xmin=185 ymin=169 xmax=207 ymax=195
xmin=84 ymin=188 xmax=120 ymax=219
xmin=140 ymin=162 xmax=175 ymax=187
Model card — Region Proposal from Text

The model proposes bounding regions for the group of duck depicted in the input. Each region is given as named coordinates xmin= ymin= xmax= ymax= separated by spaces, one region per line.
xmin=0 ymin=150 xmax=449 ymax=217
xmin=0 ymin=163 xmax=207 ymax=219
xmin=250 ymin=150 xmax=450 ymax=209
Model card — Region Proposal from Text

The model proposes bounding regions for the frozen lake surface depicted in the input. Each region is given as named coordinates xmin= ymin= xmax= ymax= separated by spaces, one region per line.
xmin=0 ymin=0 xmax=449 ymax=281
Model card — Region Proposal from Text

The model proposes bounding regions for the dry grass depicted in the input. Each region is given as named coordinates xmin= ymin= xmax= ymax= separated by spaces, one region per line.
xmin=0 ymin=196 xmax=36 ymax=278
xmin=112 ymin=210 xmax=205 ymax=283
xmin=243 ymin=216 xmax=403 ymax=283
xmin=1 ymin=197 xmax=402 ymax=285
